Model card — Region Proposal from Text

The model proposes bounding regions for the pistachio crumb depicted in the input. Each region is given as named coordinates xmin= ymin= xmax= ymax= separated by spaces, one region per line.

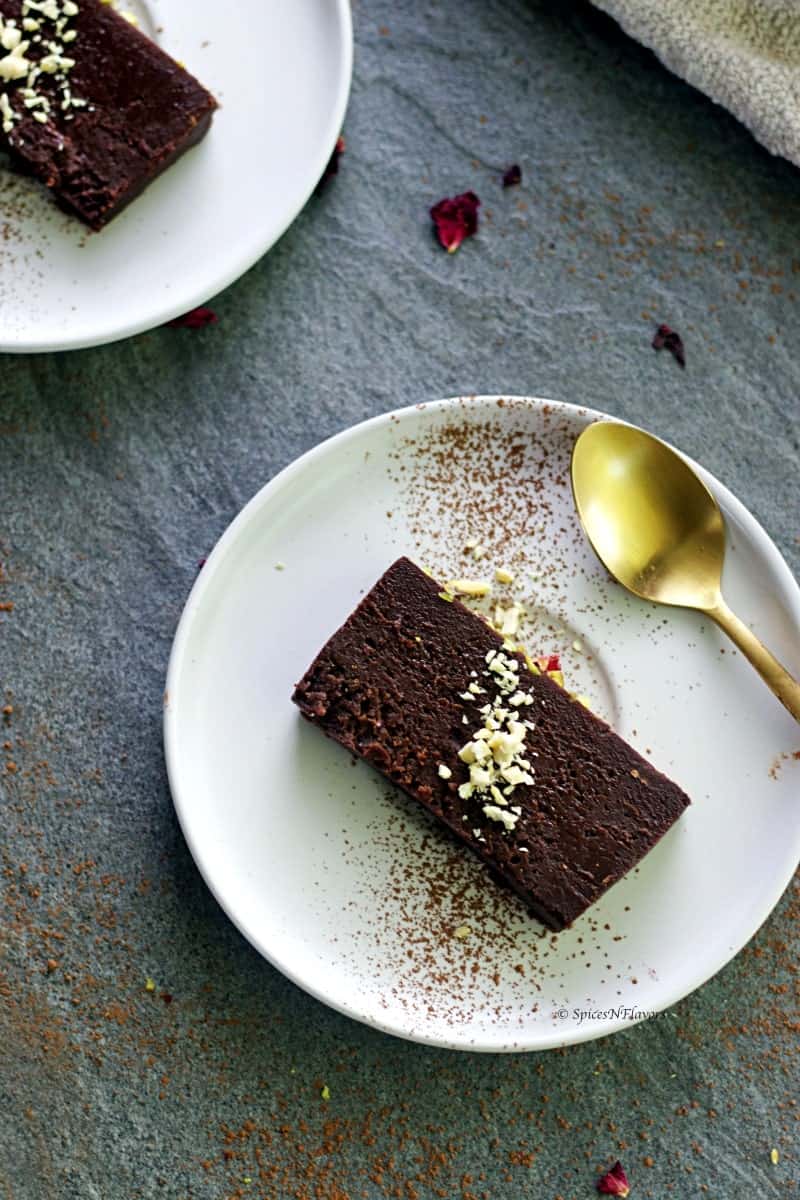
xmin=495 ymin=567 xmax=514 ymax=584
xmin=771 ymin=1149 xmax=780 ymax=1165
xmin=145 ymin=977 xmax=156 ymax=992
xmin=320 ymin=1085 xmax=331 ymax=1101
xmin=453 ymin=924 xmax=472 ymax=940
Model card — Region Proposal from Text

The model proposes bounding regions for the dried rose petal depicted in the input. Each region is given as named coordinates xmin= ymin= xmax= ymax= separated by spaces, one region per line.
xmin=167 ymin=307 xmax=218 ymax=330
xmin=316 ymin=135 xmax=345 ymax=194
xmin=534 ymin=653 xmax=562 ymax=674
xmin=430 ymin=191 xmax=481 ymax=253
xmin=597 ymin=1161 xmax=630 ymax=1197
xmin=652 ymin=323 xmax=685 ymax=368
xmin=502 ymin=164 xmax=522 ymax=188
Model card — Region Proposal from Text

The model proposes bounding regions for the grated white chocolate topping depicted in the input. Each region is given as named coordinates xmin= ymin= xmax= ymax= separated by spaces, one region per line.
xmin=0 ymin=1 xmax=86 ymax=137
xmin=455 ymin=648 xmax=535 ymax=832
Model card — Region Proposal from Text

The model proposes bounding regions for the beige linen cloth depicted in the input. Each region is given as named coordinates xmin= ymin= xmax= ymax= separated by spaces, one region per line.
xmin=592 ymin=0 xmax=800 ymax=166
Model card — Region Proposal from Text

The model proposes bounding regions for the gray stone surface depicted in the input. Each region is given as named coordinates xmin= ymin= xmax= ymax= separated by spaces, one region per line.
xmin=1 ymin=1 xmax=798 ymax=1197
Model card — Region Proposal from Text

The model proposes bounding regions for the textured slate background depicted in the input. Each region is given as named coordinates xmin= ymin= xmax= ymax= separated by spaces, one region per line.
xmin=1 ymin=1 xmax=798 ymax=1197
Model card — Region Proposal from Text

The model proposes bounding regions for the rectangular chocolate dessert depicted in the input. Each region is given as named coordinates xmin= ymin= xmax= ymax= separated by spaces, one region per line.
xmin=293 ymin=557 xmax=690 ymax=931
xmin=0 ymin=0 xmax=217 ymax=228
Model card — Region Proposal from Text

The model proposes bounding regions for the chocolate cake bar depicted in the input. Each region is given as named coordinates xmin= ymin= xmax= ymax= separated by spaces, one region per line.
xmin=0 ymin=0 xmax=217 ymax=228
xmin=293 ymin=557 xmax=690 ymax=931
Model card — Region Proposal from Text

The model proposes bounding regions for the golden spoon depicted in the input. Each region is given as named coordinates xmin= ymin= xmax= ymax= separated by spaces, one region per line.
xmin=571 ymin=420 xmax=800 ymax=723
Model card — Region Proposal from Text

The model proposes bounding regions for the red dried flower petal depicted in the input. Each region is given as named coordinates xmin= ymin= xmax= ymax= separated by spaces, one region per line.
xmin=316 ymin=135 xmax=345 ymax=194
xmin=430 ymin=191 xmax=481 ymax=253
xmin=167 ymin=307 xmax=218 ymax=329
xmin=652 ymin=323 xmax=685 ymax=368
xmin=534 ymin=653 xmax=561 ymax=673
xmin=597 ymin=1162 xmax=630 ymax=1197
xmin=502 ymin=164 xmax=522 ymax=188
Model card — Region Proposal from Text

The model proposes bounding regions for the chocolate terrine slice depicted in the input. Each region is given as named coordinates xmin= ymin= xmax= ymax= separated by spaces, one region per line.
xmin=0 ymin=0 xmax=217 ymax=228
xmin=293 ymin=557 xmax=690 ymax=931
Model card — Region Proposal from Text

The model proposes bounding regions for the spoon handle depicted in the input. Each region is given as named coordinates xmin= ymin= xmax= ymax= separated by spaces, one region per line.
xmin=708 ymin=599 xmax=800 ymax=723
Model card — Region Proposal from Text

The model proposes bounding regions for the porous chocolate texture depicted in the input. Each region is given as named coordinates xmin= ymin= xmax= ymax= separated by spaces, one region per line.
xmin=0 ymin=0 xmax=217 ymax=229
xmin=293 ymin=557 xmax=690 ymax=931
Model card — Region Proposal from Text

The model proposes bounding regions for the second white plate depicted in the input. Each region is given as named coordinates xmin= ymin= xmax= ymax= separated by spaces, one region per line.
xmin=0 ymin=0 xmax=352 ymax=352
xmin=165 ymin=397 xmax=800 ymax=1051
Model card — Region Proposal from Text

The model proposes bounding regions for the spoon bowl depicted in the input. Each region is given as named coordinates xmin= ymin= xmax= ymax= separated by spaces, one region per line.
xmin=571 ymin=421 xmax=800 ymax=722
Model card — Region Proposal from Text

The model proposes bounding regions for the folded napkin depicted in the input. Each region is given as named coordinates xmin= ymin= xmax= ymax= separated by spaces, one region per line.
xmin=592 ymin=0 xmax=800 ymax=166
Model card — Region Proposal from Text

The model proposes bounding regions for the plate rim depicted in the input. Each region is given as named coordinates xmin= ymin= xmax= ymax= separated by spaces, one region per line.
xmin=0 ymin=0 xmax=354 ymax=355
xmin=164 ymin=395 xmax=800 ymax=1052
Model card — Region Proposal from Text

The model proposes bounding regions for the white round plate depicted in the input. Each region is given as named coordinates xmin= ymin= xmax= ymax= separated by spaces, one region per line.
xmin=165 ymin=397 xmax=800 ymax=1051
xmin=0 ymin=0 xmax=352 ymax=353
